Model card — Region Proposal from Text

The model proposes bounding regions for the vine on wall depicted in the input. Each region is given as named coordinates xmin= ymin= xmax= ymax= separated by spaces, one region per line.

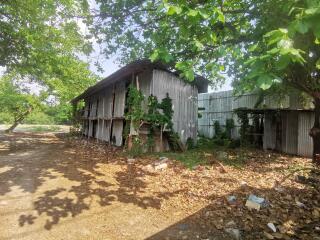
xmin=235 ymin=109 xmax=250 ymax=146
xmin=125 ymin=85 xmax=144 ymax=130
xmin=125 ymin=85 xmax=176 ymax=152
xmin=235 ymin=109 xmax=264 ymax=147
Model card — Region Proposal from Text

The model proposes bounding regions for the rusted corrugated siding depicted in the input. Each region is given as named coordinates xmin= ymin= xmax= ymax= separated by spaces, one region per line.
xmin=297 ymin=112 xmax=314 ymax=157
xmin=151 ymin=70 xmax=198 ymax=144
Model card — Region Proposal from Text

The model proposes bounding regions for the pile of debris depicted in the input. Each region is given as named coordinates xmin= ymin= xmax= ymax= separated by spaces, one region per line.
xmin=127 ymin=156 xmax=170 ymax=171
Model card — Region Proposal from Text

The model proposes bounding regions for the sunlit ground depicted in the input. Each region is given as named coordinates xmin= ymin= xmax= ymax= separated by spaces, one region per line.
xmin=0 ymin=132 xmax=318 ymax=240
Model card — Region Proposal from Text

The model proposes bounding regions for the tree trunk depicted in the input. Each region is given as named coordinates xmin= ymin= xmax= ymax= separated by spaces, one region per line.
xmin=310 ymin=97 xmax=320 ymax=165
xmin=4 ymin=108 xmax=32 ymax=133
xmin=5 ymin=121 xmax=20 ymax=133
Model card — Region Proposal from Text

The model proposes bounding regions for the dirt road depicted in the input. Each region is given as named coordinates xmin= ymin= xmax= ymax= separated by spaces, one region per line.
xmin=0 ymin=133 xmax=204 ymax=240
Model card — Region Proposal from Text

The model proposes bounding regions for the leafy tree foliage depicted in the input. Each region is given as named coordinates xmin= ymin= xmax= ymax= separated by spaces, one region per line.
xmin=91 ymin=0 xmax=320 ymax=163
xmin=0 ymin=0 xmax=98 ymax=130
xmin=0 ymin=74 xmax=42 ymax=132
xmin=0 ymin=0 xmax=92 ymax=72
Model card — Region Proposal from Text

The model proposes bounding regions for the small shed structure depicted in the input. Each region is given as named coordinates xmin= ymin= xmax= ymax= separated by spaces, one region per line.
xmin=198 ymin=90 xmax=314 ymax=157
xmin=72 ymin=60 xmax=208 ymax=149
xmin=263 ymin=109 xmax=314 ymax=157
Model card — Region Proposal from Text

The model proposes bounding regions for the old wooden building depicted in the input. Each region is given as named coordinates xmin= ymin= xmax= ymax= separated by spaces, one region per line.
xmin=72 ymin=60 xmax=208 ymax=149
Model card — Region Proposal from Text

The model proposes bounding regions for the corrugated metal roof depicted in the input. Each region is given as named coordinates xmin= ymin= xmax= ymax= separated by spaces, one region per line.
xmin=72 ymin=59 xmax=209 ymax=103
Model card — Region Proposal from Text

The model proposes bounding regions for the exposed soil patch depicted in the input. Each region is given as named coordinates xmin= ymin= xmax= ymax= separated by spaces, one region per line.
xmin=0 ymin=132 xmax=319 ymax=240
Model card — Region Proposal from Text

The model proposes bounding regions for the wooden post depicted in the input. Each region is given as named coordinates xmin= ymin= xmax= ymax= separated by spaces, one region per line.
xmin=109 ymin=84 xmax=116 ymax=146
xmin=102 ymin=95 xmax=105 ymax=143
xmin=160 ymin=125 xmax=163 ymax=151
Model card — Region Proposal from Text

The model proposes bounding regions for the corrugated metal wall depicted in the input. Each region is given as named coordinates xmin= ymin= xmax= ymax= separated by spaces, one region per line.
xmin=82 ymin=81 xmax=126 ymax=146
xmin=152 ymin=70 xmax=198 ymax=144
xmin=297 ymin=112 xmax=314 ymax=157
xmin=282 ymin=111 xmax=299 ymax=155
xmin=263 ymin=113 xmax=277 ymax=150
xmin=198 ymin=91 xmax=257 ymax=138
xmin=198 ymin=90 xmax=313 ymax=157
xmin=198 ymin=91 xmax=290 ymax=138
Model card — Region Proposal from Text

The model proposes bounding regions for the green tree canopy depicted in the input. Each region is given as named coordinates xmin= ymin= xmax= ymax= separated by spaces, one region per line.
xmin=0 ymin=0 xmax=98 ymax=130
xmin=89 ymin=0 xmax=320 ymax=162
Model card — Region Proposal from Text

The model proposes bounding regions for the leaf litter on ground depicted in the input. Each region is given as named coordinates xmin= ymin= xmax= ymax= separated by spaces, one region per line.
xmin=68 ymin=136 xmax=320 ymax=240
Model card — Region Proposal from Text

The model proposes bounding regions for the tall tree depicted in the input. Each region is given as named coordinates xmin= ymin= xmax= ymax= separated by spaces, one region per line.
xmin=0 ymin=74 xmax=42 ymax=132
xmin=1 ymin=0 xmax=92 ymax=71
xmin=90 ymin=0 xmax=320 ymax=163
xmin=1 ymin=0 xmax=98 ymax=131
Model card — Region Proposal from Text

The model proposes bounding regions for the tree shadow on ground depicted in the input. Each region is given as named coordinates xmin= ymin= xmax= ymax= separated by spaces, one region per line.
xmin=146 ymin=183 xmax=320 ymax=240
xmin=0 ymin=133 xmax=184 ymax=230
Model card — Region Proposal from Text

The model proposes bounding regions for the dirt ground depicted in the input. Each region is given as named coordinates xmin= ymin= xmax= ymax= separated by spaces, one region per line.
xmin=0 ymin=132 xmax=319 ymax=240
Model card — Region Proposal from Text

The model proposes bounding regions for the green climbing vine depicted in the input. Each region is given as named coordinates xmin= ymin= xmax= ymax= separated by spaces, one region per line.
xmin=235 ymin=108 xmax=250 ymax=146
xmin=225 ymin=118 xmax=235 ymax=139
xmin=159 ymin=93 xmax=174 ymax=130
xmin=125 ymin=85 xmax=144 ymax=129
xmin=125 ymin=85 xmax=177 ymax=152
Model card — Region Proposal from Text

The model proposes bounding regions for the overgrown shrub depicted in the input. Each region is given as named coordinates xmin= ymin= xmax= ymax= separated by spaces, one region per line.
xmin=228 ymin=139 xmax=241 ymax=149
xmin=0 ymin=112 xmax=13 ymax=124
xmin=213 ymin=138 xmax=225 ymax=146
xmin=213 ymin=119 xmax=235 ymax=139
xmin=127 ymin=136 xmax=143 ymax=157
xmin=225 ymin=118 xmax=235 ymax=139
xmin=24 ymin=111 xmax=54 ymax=124
xmin=235 ymin=109 xmax=250 ymax=146
xmin=213 ymin=120 xmax=222 ymax=137
xmin=186 ymin=137 xmax=194 ymax=149
xmin=125 ymin=85 xmax=178 ymax=152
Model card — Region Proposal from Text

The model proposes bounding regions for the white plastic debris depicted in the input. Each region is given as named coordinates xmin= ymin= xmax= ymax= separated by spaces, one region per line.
xmin=159 ymin=156 xmax=169 ymax=162
xmin=245 ymin=194 xmax=268 ymax=210
xmin=227 ymin=195 xmax=237 ymax=205
xmin=225 ymin=228 xmax=241 ymax=240
xmin=154 ymin=162 xmax=168 ymax=171
xmin=127 ymin=158 xmax=135 ymax=164
xmin=295 ymin=200 xmax=306 ymax=208
xmin=267 ymin=223 xmax=277 ymax=233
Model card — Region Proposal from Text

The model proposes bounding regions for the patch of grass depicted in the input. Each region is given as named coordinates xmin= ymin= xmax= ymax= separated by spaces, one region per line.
xmin=154 ymin=150 xmax=207 ymax=169
xmin=219 ymin=151 xmax=248 ymax=169
xmin=123 ymin=136 xmax=255 ymax=169
xmin=196 ymin=136 xmax=216 ymax=150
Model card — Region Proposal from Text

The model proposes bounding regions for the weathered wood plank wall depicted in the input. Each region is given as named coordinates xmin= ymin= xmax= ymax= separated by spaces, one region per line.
xmin=152 ymin=70 xmax=198 ymax=144
xmin=81 ymin=68 xmax=199 ymax=147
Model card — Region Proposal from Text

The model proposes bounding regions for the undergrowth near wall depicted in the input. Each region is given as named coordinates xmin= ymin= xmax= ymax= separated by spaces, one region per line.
xmin=125 ymin=85 xmax=178 ymax=155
